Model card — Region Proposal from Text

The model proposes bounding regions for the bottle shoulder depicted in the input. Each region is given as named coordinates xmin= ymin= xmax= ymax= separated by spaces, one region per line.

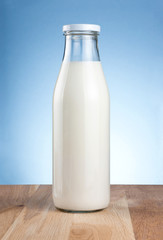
xmin=53 ymin=61 xmax=109 ymax=101
xmin=55 ymin=61 xmax=108 ymax=85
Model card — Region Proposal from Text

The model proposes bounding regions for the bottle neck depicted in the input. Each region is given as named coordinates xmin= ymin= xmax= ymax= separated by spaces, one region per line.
xmin=63 ymin=34 xmax=100 ymax=62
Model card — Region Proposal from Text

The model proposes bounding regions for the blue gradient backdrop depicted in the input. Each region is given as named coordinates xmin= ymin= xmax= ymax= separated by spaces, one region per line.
xmin=1 ymin=0 xmax=163 ymax=184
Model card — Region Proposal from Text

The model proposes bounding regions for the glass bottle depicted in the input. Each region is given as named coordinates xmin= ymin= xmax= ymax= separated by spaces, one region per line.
xmin=52 ymin=24 xmax=110 ymax=211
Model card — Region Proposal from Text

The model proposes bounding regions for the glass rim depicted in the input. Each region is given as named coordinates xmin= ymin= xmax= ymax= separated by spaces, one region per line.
xmin=63 ymin=30 xmax=100 ymax=36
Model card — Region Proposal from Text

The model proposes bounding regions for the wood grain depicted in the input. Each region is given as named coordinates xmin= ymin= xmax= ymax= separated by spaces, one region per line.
xmin=69 ymin=194 xmax=135 ymax=240
xmin=113 ymin=185 xmax=163 ymax=240
xmin=0 ymin=185 xmax=39 ymax=239
xmin=0 ymin=185 xmax=162 ymax=239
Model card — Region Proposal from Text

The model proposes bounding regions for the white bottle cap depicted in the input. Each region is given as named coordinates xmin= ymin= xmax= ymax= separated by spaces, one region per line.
xmin=63 ymin=24 xmax=101 ymax=33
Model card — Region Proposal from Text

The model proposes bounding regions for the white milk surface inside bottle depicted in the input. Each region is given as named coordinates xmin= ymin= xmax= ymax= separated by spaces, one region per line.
xmin=53 ymin=24 xmax=110 ymax=211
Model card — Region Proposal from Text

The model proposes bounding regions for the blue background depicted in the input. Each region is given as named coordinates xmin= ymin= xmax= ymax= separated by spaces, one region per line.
xmin=0 ymin=0 xmax=163 ymax=184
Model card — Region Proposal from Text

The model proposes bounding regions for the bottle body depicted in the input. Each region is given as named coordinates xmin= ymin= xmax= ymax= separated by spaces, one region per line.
xmin=52 ymin=25 xmax=110 ymax=211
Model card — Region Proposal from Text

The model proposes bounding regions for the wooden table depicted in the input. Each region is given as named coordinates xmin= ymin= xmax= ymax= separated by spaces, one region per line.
xmin=0 ymin=185 xmax=162 ymax=239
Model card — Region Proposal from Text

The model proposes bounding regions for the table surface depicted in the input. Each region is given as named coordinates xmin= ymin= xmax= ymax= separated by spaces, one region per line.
xmin=0 ymin=185 xmax=162 ymax=240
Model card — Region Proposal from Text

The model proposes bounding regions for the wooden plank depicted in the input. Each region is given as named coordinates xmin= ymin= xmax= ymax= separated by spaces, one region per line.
xmin=1 ymin=185 xmax=162 ymax=239
xmin=111 ymin=185 xmax=163 ymax=240
xmin=1 ymin=186 xmax=135 ymax=240
xmin=0 ymin=185 xmax=39 ymax=211
xmin=1 ymin=186 xmax=72 ymax=240
xmin=0 ymin=207 xmax=23 ymax=239
xmin=69 ymin=194 xmax=135 ymax=240
xmin=0 ymin=185 xmax=39 ymax=239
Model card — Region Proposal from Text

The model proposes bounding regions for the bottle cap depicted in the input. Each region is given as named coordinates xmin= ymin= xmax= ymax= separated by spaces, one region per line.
xmin=63 ymin=24 xmax=101 ymax=33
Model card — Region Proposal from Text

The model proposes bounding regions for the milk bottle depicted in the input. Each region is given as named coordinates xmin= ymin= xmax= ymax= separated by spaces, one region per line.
xmin=52 ymin=24 xmax=110 ymax=211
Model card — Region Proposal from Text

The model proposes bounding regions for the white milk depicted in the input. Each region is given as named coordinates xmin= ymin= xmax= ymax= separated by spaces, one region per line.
xmin=52 ymin=61 xmax=110 ymax=211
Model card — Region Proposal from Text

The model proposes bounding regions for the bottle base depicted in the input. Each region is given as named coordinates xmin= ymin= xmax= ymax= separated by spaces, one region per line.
xmin=56 ymin=206 xmax=107 ymax=213
xmin=54 ymin=201 xmax=109 ymax=213
xmin=53 ymin=192 xmax=110 ymax=212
